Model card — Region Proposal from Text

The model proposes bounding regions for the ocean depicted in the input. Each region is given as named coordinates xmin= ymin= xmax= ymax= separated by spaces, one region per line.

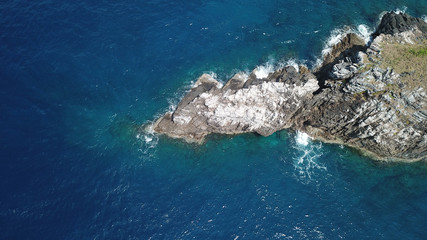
xmin=1 ymin=0 xmax=426 ymax=239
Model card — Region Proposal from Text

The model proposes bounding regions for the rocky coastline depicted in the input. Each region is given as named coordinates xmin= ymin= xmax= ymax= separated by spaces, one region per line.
xmin=149 ymin=12 xmax=427 ymax=162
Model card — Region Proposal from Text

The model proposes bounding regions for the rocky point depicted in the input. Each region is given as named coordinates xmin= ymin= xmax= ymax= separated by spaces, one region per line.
xmin=149 ymin=12 xmax=427 ymax=162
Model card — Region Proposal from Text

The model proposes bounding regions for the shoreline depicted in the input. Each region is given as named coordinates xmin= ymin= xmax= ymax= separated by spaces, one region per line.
xmin=149 ymin=120 xmax=426 ymax=163
xmin=302 ymin=128 xmax=427 ymax=163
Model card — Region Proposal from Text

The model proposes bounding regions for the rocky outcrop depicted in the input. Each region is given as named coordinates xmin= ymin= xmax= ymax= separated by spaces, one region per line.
xmin=150 ymin=12 xmax=427 ymax=162
xmin=321 ymin=33 xmax=366 ymax=67
xmin=315 ymin=33 xmax=367 ymax=89
xmin=374 ymin=12 xmax=427 ymax=37
xmin=154 ymin=68 xmax=319 ymax=142
xmin=293 ymin=70 xmax=427 ymax=160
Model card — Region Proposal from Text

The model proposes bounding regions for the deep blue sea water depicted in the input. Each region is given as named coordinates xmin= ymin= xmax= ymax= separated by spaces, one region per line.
xmin=1 ymin=0 xmax=427 ymax=239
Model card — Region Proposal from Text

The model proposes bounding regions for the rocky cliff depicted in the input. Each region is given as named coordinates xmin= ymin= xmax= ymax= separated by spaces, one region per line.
xmin=150 ymin=12 xmax=427 ymax=162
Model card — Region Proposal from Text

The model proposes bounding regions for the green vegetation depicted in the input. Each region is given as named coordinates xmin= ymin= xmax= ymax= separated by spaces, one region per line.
xmin=409 ymin=47 xmax=427 ymax=57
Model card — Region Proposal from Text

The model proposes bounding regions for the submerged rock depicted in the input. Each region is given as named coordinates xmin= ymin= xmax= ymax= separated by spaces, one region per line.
xmin=151 ymin=11 xmax=427 ymax=162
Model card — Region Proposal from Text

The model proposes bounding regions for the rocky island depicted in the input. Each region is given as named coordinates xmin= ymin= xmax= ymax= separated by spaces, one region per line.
xmin=150 ymin=12 xmax=427 ymax=162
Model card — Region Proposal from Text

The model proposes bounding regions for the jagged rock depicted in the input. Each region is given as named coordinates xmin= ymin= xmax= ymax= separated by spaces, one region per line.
xmin=330 ymin=58 xmax=359 ymax=80
xmin=374 ymin=12 xmax=427 ymax=37
xmin=293 ymin=91 xmax=426 ymax=160
xmin=315 ymin=33 xmax=366 ymax=87
xmin=322 ymin=33 xmax=366 ymax=66
xmin=222 ymin=72 xmax=247 ymax=93
xmin=154 ymin=67 xmax=319 ymax=142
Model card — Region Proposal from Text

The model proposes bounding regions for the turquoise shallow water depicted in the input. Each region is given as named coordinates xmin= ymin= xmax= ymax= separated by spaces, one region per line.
xmin=1 ymin=0 xmax=426 ymax=239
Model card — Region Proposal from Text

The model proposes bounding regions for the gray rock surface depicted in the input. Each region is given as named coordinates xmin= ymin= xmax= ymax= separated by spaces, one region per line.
xmin=330 ymin=57 xmax=359 ymax=80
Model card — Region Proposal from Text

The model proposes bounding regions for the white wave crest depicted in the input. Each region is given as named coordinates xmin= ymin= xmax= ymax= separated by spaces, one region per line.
xmin=278 ymin=59 xmax=301 ymax=72
xmin=321 ymin=27 xmax=351 ymax=57
xmin=394 ymin=6 xmax=407 ymax=14
xmin=422 ymin=15 xmax=427 ymax=23
xmin=136 ymin=122 xmax=159 ymax=158
xmin=204 ymin=71 xmax=217 ymax=80
xmin=357 ymin=24 xmax=373 ymax=44
xmin=167 ymin=99 xmax=177 ymax=112
xmin=317 ymin=23 xmax=373 ymax=67
xmin=296 ymin=131 xmax=311 ymax=146
xmin=281 ymin=40 xmax=295 ymax=44
xmin=254 ymin=62 xmax=275 ymax=79
xmin=254 ymin=58 xmax=304 ymax=79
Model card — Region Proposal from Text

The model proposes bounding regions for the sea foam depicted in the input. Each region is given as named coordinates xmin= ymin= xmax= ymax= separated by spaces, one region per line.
xmin=254 ymin=58 xmax=304 ymax=79
xmin=295 ymin=131 xmax=311 ymax=146
xmin=292 ymin=131 xmax=326 ymax=183
xmin=137 ymin=122 xmax=159 ymax=158
xmin=278 ymin=59 xmax=301 ymax=72
xmin=254 ymin=62 xmax=275 ymax=79
xmin=357 ymin=24 xmax=373 ymax=43
xmin=393 ymin=6 xmax=407 ymax=14
xmin=321 ymin=24 xmax=373 ymax=56
xmin=316 ymin=23 xmax=373 ymax=68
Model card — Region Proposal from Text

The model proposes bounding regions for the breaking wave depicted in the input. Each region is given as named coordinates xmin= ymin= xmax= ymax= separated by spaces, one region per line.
xmin=136 ymin=121 xmax=159 ymax=158
xmin=254 ymin=61 xmax=275 ymax=78
xmin=253 ymin=57 xmax=306 ymax=79
xmin=393 ymin=6 xmax=408 ymax=14
xmin=320 ymin=24 xmax=373 ymax=57
xmin=295 ymin=131 xmax=310 ymax=146
xmin=313 ymin=22 xmax=374 ymax=68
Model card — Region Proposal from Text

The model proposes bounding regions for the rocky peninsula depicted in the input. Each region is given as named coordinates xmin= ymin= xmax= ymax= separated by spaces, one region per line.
xmin=150 ymin=12 xmax=427 ymax=162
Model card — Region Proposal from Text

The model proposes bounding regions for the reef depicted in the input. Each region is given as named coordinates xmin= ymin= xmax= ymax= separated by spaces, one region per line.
xmin=150 ymin=12 xmax=427 ymax=162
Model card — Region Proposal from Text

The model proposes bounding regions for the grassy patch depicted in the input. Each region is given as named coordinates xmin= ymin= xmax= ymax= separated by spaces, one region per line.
xmin=358 ymin=63 xmax=374 ymax=73
xmin=409 ymin=47 xmax=427 ymax=57
xmin=380 ymin=40 xmax=427 ymax=90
